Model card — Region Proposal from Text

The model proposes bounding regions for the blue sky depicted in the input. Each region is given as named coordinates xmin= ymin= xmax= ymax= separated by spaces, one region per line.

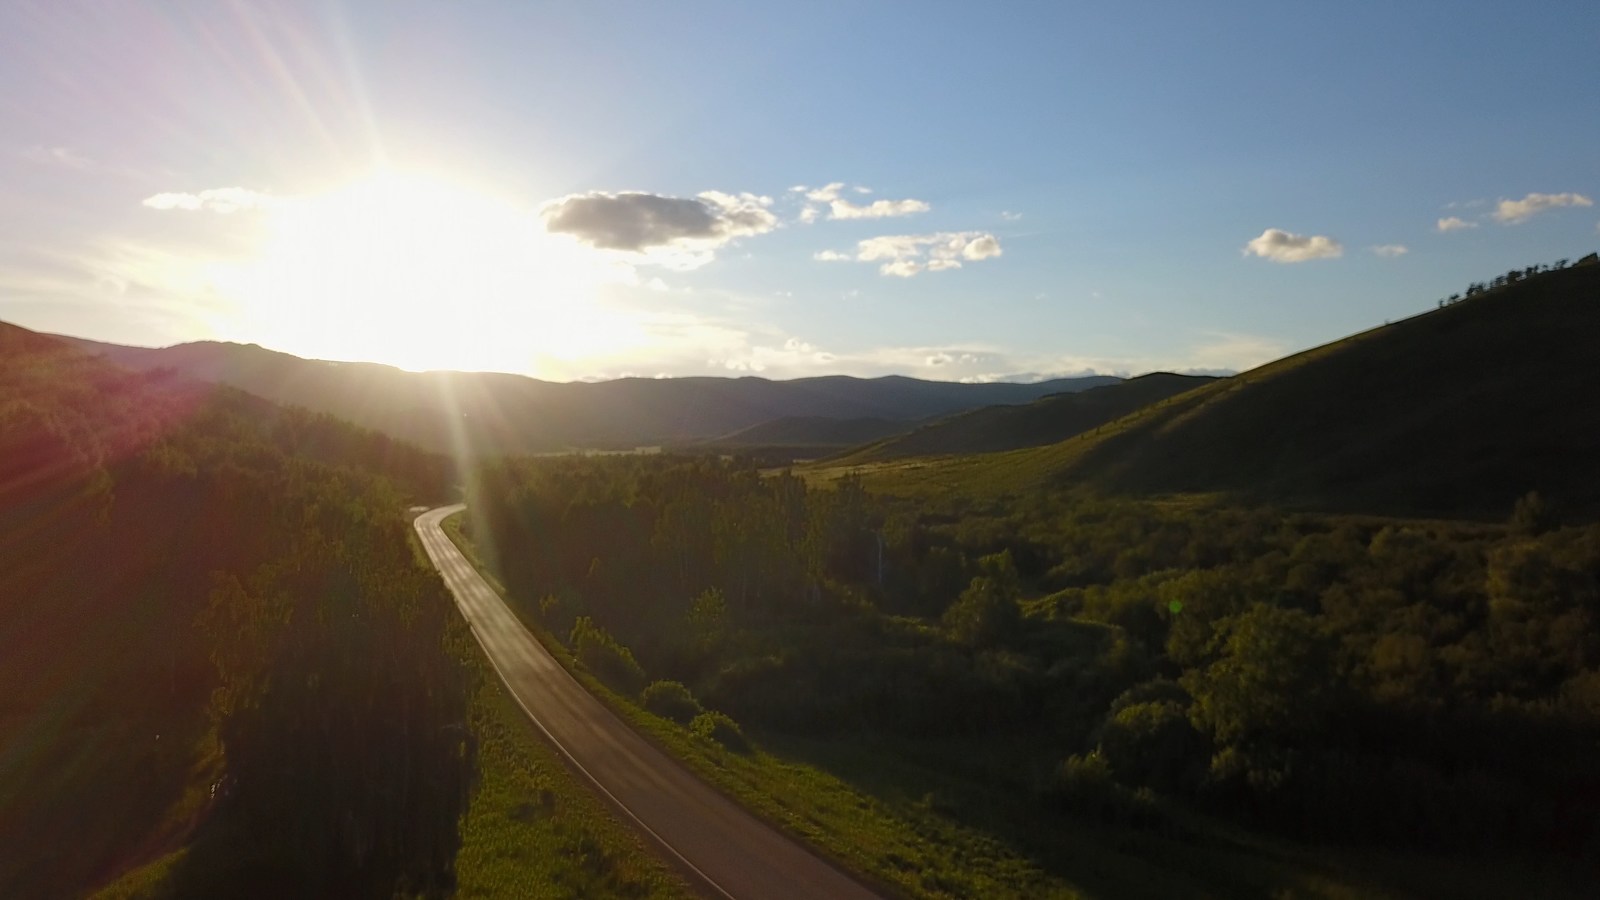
xmin=2 ymin=1 xmax=1596 ymax=381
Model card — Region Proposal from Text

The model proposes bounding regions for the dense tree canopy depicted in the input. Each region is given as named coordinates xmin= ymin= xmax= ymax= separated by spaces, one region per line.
xmin=1 ymin=332 xmax=470 ymax=897
xmin=471 ymin=453 xmax=1600 ymax=858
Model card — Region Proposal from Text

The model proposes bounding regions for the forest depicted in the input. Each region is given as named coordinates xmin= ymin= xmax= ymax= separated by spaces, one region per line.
xmin=467 ymin=453 xmax=1600 ymax=865
xmin=1 ymin=327 xmax=473 ymax=898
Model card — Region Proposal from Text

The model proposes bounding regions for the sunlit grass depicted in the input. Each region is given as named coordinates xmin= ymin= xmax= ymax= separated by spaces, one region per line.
xmin=452 ymin=663 xmax=691 ymax=899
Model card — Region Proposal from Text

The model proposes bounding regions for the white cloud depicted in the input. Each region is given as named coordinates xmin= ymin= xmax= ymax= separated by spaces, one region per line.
xmin=142 ymin=187 xmax=277 ymax=214
xmin=1241 ymin=228 xmax=1342 ymax=263
xmin=1000 ymin=210 xmax=1023 ymax=221
xmin=813 ymin=249 xmax=851 ymax=262
xmin=845 ymin=231 xmax=1004 ymax=277
xmin=962 ymin=234 xmax=1002 ymax=260
xmin=791 ymin=182 xmax=929 ymax=222
xmin=803 ymin=182 xmax=846 ymax=203
xmin=1436 ymin=216 xmax=1477 ymax=232
xmin=541 ymin=190 xmax=777 ymax=253
xmin=1492 ymin=191 xmax=1593 ymax=224
xmin=827 ymin=196 xmax=930 ymax=220
xmin=1371 ymin=244 xmax=1409 ymax=257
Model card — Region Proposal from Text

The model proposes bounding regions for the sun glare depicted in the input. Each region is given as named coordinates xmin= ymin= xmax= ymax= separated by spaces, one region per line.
xmin=212 ymin=171 xmax=636 ymax=375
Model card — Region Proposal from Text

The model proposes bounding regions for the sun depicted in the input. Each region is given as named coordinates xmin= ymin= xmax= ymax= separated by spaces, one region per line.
xmin=212 ymin=170 xmax=637 ymax=375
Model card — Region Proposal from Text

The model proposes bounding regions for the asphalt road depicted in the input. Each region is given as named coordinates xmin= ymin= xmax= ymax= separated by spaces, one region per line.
xmin=415 ymin=505 xmax=882 ymax=900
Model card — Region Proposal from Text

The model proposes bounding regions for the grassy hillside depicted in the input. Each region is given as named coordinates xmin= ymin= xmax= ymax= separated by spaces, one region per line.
xmin=832 ymin=258 xmax=1600 ymax=520
xmin=834 ymin=373 xmax=1217 ymax=465
xmin=55 ymin=334 xmax=1119 ymax=454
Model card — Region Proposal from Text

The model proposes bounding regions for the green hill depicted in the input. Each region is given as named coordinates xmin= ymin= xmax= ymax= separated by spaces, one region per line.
xmin=833 ymin=372 xmax=1217 ymax=464
xmin=831 ymin=256 xmax=1600 ymax=520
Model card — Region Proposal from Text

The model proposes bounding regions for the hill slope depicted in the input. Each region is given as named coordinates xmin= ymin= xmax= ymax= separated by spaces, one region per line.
xmin=2 ymin=324 xmax=465 ymax=897
xmin=698 ymin=415 xmax=914 ymax=449
xmin=834 ymin=372 xmax=1218 ymax=464
xmin=52 ymin=335 xmax=1119 ymax=454
xmin=927 ymin=259 xmax=1600 ymax=518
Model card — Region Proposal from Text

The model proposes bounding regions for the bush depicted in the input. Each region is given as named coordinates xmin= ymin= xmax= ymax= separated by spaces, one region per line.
xmin=689 ymin=711 xmax=749 ymax=753
xmin=570 ymin=616 xmax=646 ymax=694
xmin=1097 ymin=699 xmax=1204 ymax=791
xmin=1044 ymin=752 xmax=1169 ymax=831
xmin=641 ymin=680 xmax=704 ymax=724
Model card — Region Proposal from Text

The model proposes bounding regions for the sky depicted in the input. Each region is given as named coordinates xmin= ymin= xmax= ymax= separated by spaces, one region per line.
xmin=2 ymin=1 xmax=1597 ymax=383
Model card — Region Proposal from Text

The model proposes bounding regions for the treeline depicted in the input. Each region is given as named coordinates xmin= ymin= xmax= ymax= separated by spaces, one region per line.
xmin=1437 ymin=251 xmax=1596 ymax=307
xmin=1 ymin=329 xmax=471 ymax=897
xmin=470 ymin=454 xmax=1600 ymax=857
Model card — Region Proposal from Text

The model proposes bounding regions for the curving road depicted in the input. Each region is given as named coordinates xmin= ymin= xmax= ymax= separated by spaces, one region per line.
xmin=414 ymin=505 xmax=881 ymax=900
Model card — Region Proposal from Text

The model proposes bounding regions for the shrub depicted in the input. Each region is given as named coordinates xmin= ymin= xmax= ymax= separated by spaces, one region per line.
xmin=1044 ymin=751 xmax=1170 ymax=831
xmin=570 ymin=616 xmax=646 ymax=694
xmin=689 ymin=711 xmax=749 ymax=753
xmin=641 ymin=680 xmax=704 ymax=724
xmin=1097 ymin=699 xmax=1204 ymax=791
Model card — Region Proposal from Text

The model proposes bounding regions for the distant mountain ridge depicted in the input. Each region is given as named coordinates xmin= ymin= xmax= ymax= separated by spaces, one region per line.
xmin=47 ymin=334 xmax=1120 ymax=454
xmin=832 ymin=372 xmax=1219 ymax=464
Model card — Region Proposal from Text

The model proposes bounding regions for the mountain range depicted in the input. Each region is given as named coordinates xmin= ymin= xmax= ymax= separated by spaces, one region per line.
xmin=52 ymin=334 xmax=1119 ymax=455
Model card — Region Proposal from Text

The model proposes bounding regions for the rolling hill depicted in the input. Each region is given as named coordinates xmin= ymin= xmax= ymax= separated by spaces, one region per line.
xmin=832 ymin=372 xmax=1218 ymax=464
xmin=834 ymin=256 xmax=1600 ymax=520
xmin=51 ymin=335 xmax=1119 ymax=455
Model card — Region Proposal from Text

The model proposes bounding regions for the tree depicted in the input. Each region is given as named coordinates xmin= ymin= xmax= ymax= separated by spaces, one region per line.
xmin=942 ymin=552 xmax=1022 ymax=647
xmin=1509 ymin=490 xmax=1552 ymax=537
xmin=1184 ymin=604 xmax=1332 ymax=749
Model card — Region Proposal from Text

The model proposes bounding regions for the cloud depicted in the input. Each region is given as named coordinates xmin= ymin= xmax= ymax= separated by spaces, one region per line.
xmin=827 ymin=196 xmax=930 ymax=220
xmin=142 ymin=187 xmax=277 ymax=214
xmin=803 ymin=182 xmax=845 ymax=203
xmin=1492 ymin=191 xmax=1593 ymax=224
xmin=541 ymin=190 xmax=776 ymax=252
xmin=1000 ymin=210 xmax=1023 ymax=221
xmin=1436 ymin=216 xmax=1477 ymax=232
xmin=1370 ymin=244 xmax=1408 ymax=257
xmin=813 ymin=249 xmax=851 ymax=262
xmin=21 ymin=145 xmax=93 ymax=169
xmin=847 ymin=231 xmax=1004 ymax=276
xmin=792 ymin=182 xmax=929 ymax=222
xmin=1241 ymin=228 xmax=1342 ymax=263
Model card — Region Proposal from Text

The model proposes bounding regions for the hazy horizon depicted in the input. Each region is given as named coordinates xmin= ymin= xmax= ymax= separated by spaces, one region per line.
xmin=48 ymin=324 xmax=1237 ymax=384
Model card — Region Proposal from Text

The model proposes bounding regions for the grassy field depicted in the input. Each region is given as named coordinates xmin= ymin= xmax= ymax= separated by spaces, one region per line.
xmin=433 ymin=513 xmax=1598 ymax=900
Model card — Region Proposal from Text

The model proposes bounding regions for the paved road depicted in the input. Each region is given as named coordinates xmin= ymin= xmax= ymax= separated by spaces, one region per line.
xmin=415 ymin=505 xmax=882 ymax=900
